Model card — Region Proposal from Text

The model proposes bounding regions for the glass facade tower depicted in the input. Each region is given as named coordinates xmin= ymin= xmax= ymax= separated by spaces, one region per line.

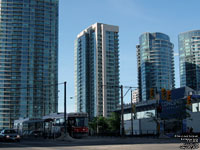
xmin=74 ymin=23 xmax=119 ymax=119
xmin=137 ymin=32 xmax=175 ymax=101
xmin=0 ymin=0 xmax=58 ymax=129
xmin=179 ymin=30 xmax=200 ymax=91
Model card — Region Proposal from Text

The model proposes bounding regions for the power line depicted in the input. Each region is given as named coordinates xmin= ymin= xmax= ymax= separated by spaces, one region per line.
xmin=101 ymin=84 xmax=137 ymax=98
xmin=124 ymin=86 xmax=137 ymax=89
xmin=123 ymin=87 xmax=132 ymax=98
xmin=123 ymin=86 xmax=137 ymax=98
xmin=101 ymin=84 xmax=137 ymax=89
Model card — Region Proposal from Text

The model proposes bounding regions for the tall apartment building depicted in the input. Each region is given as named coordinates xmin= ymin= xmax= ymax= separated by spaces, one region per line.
xmin=0 ymin=0 xmax=59 ymax=129
xmin=131 ymin=88 xmax=139 ymax=103
xmin=137 ymin=32 xmax=175 ymax=101
xmin=74 ymin=23 xmax=120 ymax=119
xmin=179 ymin=30 xmax=200 ymax=91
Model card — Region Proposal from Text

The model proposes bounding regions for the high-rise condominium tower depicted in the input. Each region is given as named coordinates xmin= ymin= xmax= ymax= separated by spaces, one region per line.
xmin=0 ymin=0 xmax=58 ymax=129
xmin=74 ymin=23 xmax=120 ymax=119
xmin=131 ymin=88 xmax=139 ymax=103
xmin=179 ymin=30 xmax=200 ymax=91
xmin=137 ymin=32 xmax=175 ymax=101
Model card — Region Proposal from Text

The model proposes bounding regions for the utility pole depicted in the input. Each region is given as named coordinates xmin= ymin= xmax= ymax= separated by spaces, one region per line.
xmin=64 ymin=81 xmax=67 ymax=136
xmin=131 ymin=90 xmax=133 ymax=136
xmin=120 ymin=85 xmax=124 ymax=137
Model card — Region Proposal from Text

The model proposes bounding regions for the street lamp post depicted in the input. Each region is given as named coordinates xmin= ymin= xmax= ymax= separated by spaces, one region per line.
xmin=64 ymin=81 xmax=67 ymax=136
xmin=131 ymin=90 xmax=133 ymax=136
xmin=120 ymin=85 xmax=124 ymax=137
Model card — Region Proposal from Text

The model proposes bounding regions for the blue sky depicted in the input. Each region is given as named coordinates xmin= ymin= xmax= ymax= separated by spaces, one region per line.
xmin=58 ymin=0 xmax=200 ymax=113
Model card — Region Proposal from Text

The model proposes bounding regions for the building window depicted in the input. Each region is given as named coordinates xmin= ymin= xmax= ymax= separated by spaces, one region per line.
xmin=192 ymin=103 xmax=200 ymax=112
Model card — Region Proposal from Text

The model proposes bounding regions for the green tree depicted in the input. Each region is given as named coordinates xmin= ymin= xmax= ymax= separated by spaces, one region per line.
xmin=107 ymin=112 xmax=120 ymax=134
xmin=88 ymin=116 xmax=109 ymax=135
xmin=88 ymin=117 xmax=97 ymax=132
xmin=88 ymin=112 xmax=120 ymax=136
xmin=97 ymin=116 xmax=109 ymax=134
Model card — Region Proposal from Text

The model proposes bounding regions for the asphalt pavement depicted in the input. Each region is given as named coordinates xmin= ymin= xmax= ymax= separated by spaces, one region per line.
xmin=0 ymin=136 xmax=199 ymax=150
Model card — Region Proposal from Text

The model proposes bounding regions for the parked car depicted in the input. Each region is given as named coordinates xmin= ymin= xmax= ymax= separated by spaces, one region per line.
xmin=0 ymin=129 xmax=21 ymax=142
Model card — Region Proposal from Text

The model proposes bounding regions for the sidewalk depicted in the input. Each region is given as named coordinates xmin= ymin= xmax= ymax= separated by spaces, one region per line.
xmin=83 ymin=136 xmax=182 ymax=144
xmin=21 ymin=135 xmax=198 ymax=145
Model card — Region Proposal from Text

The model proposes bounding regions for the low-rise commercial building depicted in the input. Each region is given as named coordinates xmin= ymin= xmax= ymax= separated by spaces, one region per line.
xmin=116 ymin=87 xmax=200 ymax=136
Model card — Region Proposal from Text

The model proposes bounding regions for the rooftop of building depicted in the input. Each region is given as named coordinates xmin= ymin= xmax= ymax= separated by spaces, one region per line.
xmin=179 ymin=29 xmax=200 ymax=35
xmin=76 ymin=22 xmax=119 ymax=38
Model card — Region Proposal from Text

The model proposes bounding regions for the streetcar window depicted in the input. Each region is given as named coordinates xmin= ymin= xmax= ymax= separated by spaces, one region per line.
xmin=75 ymin=117 xmax=88 ymax=127
xmin=68 ymin=117 xmax=88 ymax=127
xmin=68 ymin=119 xmax=75 ymax=126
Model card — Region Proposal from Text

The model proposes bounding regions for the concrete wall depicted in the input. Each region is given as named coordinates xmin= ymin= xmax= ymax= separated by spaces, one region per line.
xmin=187 ymin=112 xmax=200 ymax=133
xmin=140 ymin=118 xmax=157 ymax=134
xmin=124 ymin=119 xmax=157 ymax=135
xmin=124 ymin=120 xmax=132 ymax=135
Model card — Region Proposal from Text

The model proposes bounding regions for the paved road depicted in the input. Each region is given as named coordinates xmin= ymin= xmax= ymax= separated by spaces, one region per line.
xmin=0 ymin=137 xmax=198 ymax=150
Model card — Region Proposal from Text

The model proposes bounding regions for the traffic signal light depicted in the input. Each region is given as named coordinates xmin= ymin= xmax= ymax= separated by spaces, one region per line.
xmin=161 ymin=88 xmax=166 ymax=100
xmin=157 ymin=104 xmax=162 ymax=113
xmin=187 ymin=96 xmax=191 ymax=105
xmin=166 ymin=90 xmax=171 ymax=101
xmin=150 ymin=88 xmax=155 ymax=99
